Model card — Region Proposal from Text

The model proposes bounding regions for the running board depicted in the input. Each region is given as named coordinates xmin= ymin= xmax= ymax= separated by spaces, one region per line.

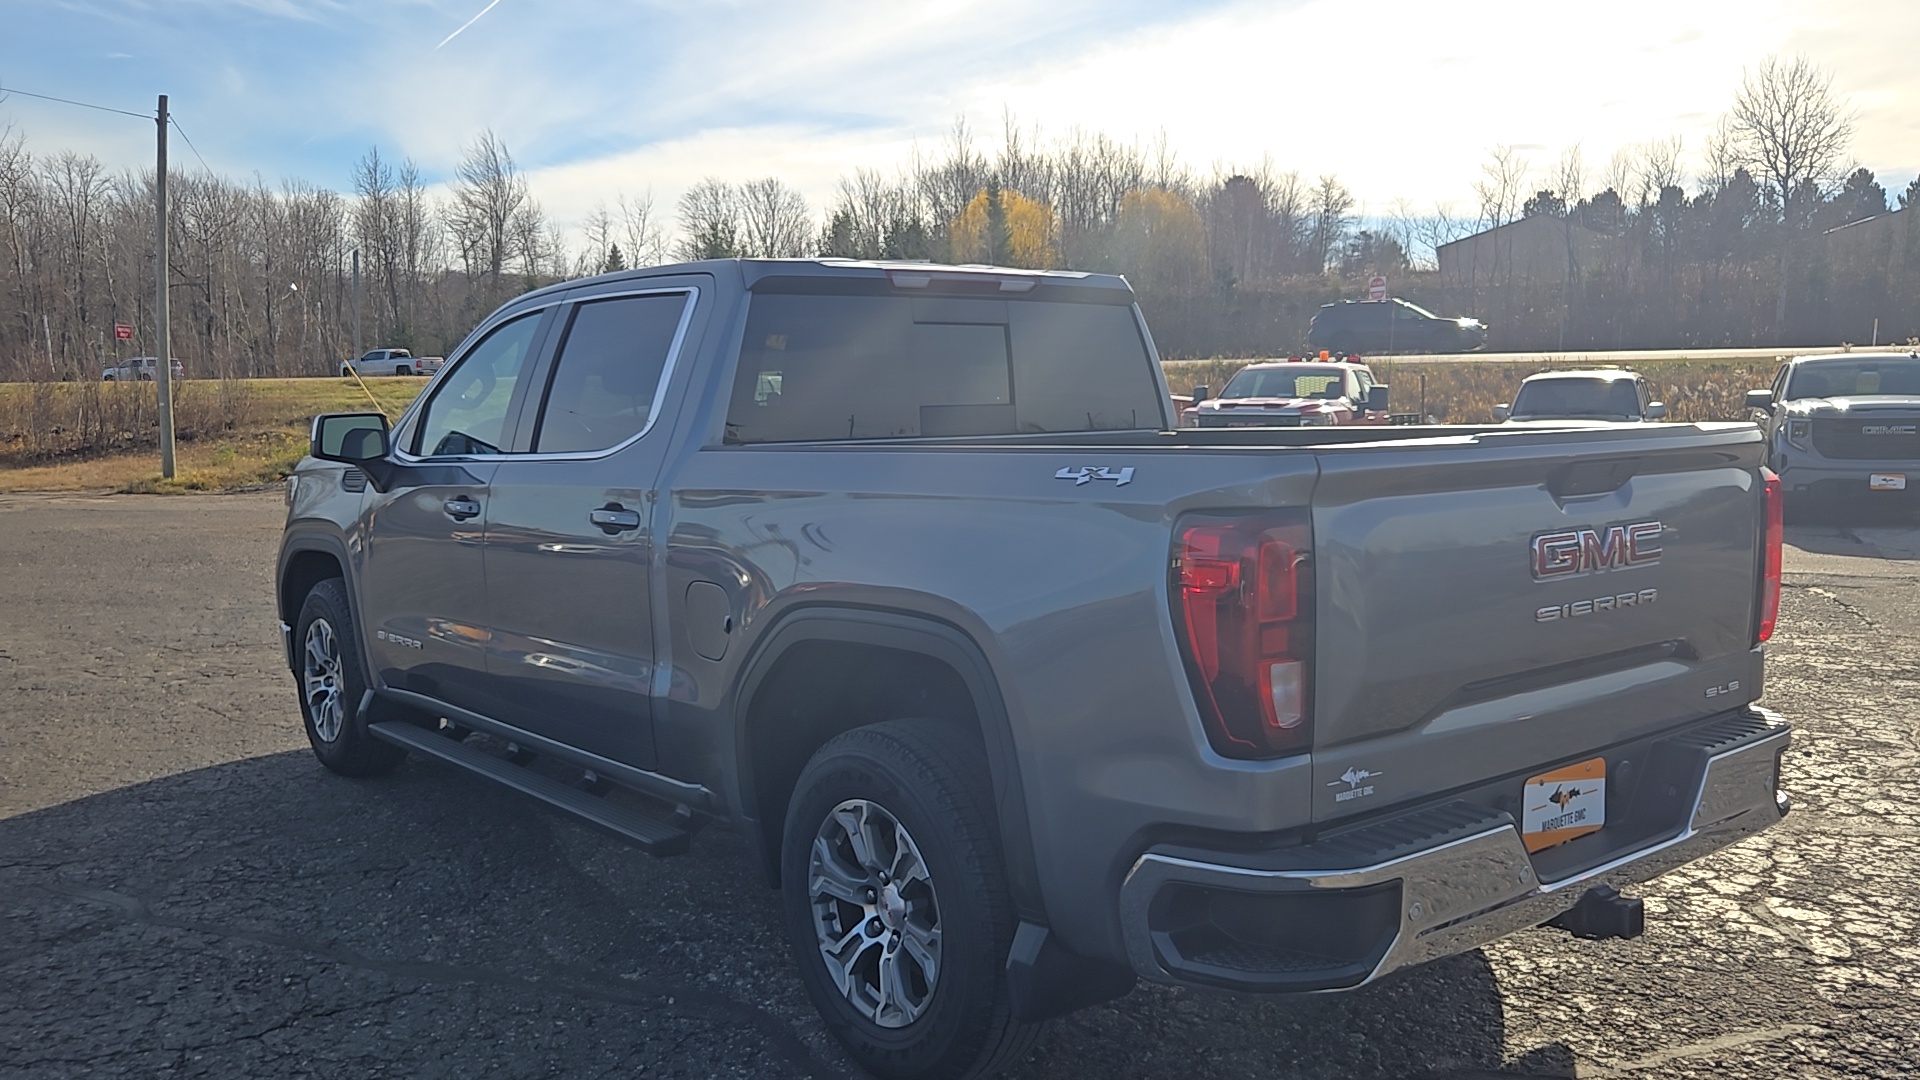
xmin=369 ymin=721 xmax=691 ymax=856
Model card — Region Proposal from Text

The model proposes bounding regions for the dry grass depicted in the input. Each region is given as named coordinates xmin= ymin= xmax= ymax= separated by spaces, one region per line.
xmin=1163 ymin=357 xmax=1784 ymax=423
xmin=0 ymin=377 xmax=426 ymax=493
xmin=0 ymin=358 xmax=1788 ymax=494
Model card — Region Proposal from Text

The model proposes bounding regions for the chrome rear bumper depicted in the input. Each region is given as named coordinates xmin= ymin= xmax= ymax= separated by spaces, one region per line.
xmin=1120 ymin=711 xmax=1790 ymax=991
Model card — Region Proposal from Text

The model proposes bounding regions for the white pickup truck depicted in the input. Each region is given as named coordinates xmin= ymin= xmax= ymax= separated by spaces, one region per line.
xmin=341 ymin=348 xmax=442 ymax=377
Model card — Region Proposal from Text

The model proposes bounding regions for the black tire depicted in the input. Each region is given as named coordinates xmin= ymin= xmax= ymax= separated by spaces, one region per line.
xmin=340 ymin=365 xmax=353 ymax=378
xmin=103 ymin=374 xmax=116 ymax=382
xmin=293 ymin=577 xmax=407 ymax=777
xmin=781 ymin=720 xmax=1039 ymax=1080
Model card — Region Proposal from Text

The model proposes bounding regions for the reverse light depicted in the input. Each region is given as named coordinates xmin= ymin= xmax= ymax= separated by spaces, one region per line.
xmin=1758 ymin=467 xmax=1783 ymax=643
xmin=1171 ymin=511 xmax=1314 ymax=759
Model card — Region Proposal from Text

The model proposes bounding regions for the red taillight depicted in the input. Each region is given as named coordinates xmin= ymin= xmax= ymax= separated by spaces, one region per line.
xmin=1171 ymin=512 xmax=1314 ymax=759
xmin=1758 ymin=467 xmax=1783 ymax=643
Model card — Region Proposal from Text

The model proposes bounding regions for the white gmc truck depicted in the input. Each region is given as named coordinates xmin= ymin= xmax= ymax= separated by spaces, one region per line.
xmin=341 ymin=348 xmax=442 ymax=377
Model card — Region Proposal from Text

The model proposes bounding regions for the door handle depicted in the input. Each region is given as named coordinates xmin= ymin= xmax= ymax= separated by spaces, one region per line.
xmin=590 ymin=506 xmax=641 ymax=533
xmin=443 ymin=496 xmax=481 ymax=521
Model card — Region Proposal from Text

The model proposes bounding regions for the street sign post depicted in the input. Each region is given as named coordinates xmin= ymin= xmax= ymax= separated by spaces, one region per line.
xmin=113 ymin=323 xmax=133 ymax=341
xmin=1368 ymin=276 xmax=1388 ymax=302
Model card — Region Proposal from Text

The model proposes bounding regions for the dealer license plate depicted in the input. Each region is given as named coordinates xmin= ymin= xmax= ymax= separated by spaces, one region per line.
xmin=1522 ymin=758 xmax=1606 ymax=853
xmin=1870 ymin=473 xmax=1906 ymax=491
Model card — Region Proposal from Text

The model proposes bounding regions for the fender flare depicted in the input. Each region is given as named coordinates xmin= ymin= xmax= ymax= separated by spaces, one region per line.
xmin=729 ymin=605 xmax=1046 ymax=926
xmin=277 ymin=527 xmax=364 ymax=674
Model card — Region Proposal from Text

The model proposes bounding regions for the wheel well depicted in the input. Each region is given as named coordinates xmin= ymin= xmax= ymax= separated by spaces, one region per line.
xmin=744 ymin=639 xmax=984 ymax=884
xmin=280 ymin=550 xmax=345 ymax=648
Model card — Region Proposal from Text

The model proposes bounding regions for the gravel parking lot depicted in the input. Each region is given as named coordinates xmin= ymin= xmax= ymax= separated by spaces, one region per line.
xmin=2 ymin=491 xmax=1917 ymax=1079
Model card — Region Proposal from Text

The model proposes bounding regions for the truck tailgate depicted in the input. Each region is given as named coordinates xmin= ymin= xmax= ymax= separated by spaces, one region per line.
xmin=1307 ymin=425 xmax=1766 ymax=822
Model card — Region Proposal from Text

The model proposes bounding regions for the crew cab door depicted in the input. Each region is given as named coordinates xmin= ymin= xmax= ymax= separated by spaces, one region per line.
xmin=478 ymin=280 xmax=703 ymax=769
xmin=356 ymin=308 xmax=552 ymax=718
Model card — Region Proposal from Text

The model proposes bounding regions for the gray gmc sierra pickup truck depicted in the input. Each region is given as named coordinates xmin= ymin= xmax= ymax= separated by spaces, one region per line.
xmin=278 ymin=259 xmax=1791 ymax=1080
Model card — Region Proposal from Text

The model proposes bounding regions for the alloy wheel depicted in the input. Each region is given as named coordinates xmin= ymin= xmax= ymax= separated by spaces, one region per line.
xmin=808 ymin=798 xmax=943 ymax=1028
xmin=302 ymin=617 xmax=346 ymax=742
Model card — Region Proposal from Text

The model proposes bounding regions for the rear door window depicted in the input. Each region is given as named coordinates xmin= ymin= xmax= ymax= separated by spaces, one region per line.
xmin=531 ymin=293 xmax=689 ymax=454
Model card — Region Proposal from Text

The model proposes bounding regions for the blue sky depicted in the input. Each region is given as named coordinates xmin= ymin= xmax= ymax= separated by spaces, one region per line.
xmin=5 ymin=0 xmax=1919 ymax=241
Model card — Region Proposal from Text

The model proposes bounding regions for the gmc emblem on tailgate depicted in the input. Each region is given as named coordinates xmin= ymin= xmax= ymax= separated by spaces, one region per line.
xmin=1532 ymin=521 xmax=1663 ymax=580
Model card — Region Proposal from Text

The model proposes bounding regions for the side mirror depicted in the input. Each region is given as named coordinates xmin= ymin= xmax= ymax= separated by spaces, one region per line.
xmin=311 ymin=412 xmax=390 ymax=463
xmin=1647 ymin=401 xmax=1667 ymax=420
xmin=1191 ymin=384 xmax=1211 ymax=404
xmin=1492 ymin=403 xmax=1510 ymax=422
xmin=1366 ymin=384 xmax=1389 ymax=412
xmin=1743 ymin=389 xmax=1774 ymax=411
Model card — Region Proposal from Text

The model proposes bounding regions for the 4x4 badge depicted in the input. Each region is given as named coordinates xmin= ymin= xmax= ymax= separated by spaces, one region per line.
xmin=1055 ymin=466 xmax=1134 ymax=486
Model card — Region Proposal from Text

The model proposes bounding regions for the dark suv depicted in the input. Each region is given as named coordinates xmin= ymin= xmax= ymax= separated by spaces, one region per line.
xmin=1306 ymin=298 xmax=1486 ymax=355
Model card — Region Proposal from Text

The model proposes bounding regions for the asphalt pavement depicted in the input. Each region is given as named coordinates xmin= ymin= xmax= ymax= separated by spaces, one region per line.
xmin=1 ymin=492 xmax=1916 ymax=1079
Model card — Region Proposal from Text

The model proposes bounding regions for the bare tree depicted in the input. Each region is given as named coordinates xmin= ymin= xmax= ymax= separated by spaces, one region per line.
xmin=1631 ymin=137 xmax=1685 ymax=208
xmin=911 ymin=118 xmax=989 ymax=256
xmin=1700 ymin=116 xmax=1742 ymax=192
xmin=737 ymin=177 xmax=811 ymax=257
xmin=578 ymin=204 xmax=617 ymax=275
xmin=675 ymin=178 xmax=740 ymax=261
xmin=1728 ymin=54 xmax=1856 ymax=334
xmin=615 ymin=191 xmax=669 ymax=267
xmin=445 ymin=130 xmax=530 ymax=292
xmin=394 ymin=158 xmax=438 ymax=340
xmin=1413 ymin=201 xmax=1468 ymax=272
xmin=1471 ymin=146 xmax=1530 ymax=309
xmin=352 ymin=146 xmax=401 ymax=344
xmin=1550 ymin=145 xmax=1589 ymax=349
xmin=1307 ymin=174 xmax=1353 ymax=275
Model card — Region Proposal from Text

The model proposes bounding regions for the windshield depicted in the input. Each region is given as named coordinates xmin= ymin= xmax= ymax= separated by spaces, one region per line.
xmin=1219 ymin=367 xmax=1349 ymax=400
xmin=1510 ymin=377 xmax=1641 ymax=419
xmin=1784 ymin=358 xmax=1920 ymax=400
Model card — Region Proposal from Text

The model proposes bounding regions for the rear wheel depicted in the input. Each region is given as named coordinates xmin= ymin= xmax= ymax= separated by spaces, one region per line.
xmin=782 ymin=720 xmax=1038 ymax=1079
xmin=294 ymin=577 xmax=406 ymax=777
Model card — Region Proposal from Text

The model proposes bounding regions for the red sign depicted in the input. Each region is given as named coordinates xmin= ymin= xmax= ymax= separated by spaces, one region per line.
xmin=113 ymin=323 xmax=133 ymax=341
xmin=1367 ymin=276 xmax=1388 ymax=302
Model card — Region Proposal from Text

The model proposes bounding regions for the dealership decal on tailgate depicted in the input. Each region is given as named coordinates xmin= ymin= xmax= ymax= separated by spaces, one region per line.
xmin=1523 ymin=757 xmax=1606 ymax=853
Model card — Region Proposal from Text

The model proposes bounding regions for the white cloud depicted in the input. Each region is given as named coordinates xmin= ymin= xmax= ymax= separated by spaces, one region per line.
xmin=9 ymin=0 xmax=1918 ymax=253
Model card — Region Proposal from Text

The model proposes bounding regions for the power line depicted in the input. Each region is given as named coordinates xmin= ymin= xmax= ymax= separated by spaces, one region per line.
xmin=0 ymin=82 xmax=151 ymax=121
xmin=168 ymin=115 xmax=213 ymax=174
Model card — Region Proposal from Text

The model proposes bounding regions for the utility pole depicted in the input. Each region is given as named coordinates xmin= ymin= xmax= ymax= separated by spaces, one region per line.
xmin=351 ymin=247 xmax=363 ymax=362
xmin=154 ymin=94 xmax=176 ymax=479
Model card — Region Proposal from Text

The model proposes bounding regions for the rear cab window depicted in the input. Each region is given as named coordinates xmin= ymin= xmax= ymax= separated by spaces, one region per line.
xmin=723 ymin=281 xmax=1166 ymax=443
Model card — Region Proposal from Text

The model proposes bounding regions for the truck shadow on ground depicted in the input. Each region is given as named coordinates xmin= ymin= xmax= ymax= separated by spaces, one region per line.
xmin=0 ymin=750 xmax=1572 ymax=1079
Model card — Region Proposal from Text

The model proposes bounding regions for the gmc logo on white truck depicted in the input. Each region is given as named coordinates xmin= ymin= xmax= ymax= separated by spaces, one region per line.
xmin=1531 ymin=521 xmax=1663 ymax=580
